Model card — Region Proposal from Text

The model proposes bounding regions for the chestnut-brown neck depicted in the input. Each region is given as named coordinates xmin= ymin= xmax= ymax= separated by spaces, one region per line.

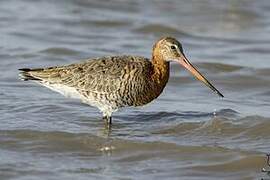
xmin=150 ymin=50 xmax=170 ymax=87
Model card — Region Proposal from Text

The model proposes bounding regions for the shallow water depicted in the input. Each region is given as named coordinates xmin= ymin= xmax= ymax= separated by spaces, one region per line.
xmin=1 ymin=0 xmax=270 ymax=179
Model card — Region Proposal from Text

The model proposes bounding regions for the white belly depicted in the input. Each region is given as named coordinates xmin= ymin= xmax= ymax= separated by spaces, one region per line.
xmin=40 ymin=82 xmax=118 ymax=117
xmin=42 ymin=83 xmax=82 ymax=99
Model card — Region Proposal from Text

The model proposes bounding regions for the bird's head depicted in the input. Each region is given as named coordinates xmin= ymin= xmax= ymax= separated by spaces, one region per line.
xmin=153 ymin=37 xmax=224 ymax=97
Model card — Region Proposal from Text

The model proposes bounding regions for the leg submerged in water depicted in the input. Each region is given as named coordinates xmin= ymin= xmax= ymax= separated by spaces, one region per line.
xmin=102 ymin=116 xmax=112 ymax=128
xmin=102 ymin=110 xmax=113 ymax=128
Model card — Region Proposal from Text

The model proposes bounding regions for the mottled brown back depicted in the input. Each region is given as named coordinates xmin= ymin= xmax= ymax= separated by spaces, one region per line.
xmin=20 ymin=55 xmax=165 ymax=107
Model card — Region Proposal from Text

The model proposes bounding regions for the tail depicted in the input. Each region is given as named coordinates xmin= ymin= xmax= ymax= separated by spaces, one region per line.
xmin=18 ymin=68 xmax=43 ymax=81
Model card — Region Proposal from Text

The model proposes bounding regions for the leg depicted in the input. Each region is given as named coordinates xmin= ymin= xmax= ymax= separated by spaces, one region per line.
xmin=102 ymin=110 xmax=113 ymax=128
xmin=103 ymin=116 xmax=112 ymax=129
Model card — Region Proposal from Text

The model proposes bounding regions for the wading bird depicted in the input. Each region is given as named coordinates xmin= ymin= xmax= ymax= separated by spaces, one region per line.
xmin=19 ymin=37 xmax=223 ymax=128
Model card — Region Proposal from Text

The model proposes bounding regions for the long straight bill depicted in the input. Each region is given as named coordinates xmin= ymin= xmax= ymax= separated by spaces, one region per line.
xmin=179 ymin=56 xmax=224 ymax=98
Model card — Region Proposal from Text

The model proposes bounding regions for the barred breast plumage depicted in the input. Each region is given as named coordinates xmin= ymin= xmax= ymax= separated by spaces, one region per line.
xmin=19 ymin=37 xmax=223 ymax=128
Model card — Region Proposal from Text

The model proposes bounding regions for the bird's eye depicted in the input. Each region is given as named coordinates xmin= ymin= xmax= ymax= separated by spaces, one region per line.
xmin=170 ymin=45 xmax=176 ymax=50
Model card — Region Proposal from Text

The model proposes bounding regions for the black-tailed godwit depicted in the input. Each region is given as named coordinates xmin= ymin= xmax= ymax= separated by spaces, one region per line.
xmin=19 ymin=37 xmax=223 ymax=128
